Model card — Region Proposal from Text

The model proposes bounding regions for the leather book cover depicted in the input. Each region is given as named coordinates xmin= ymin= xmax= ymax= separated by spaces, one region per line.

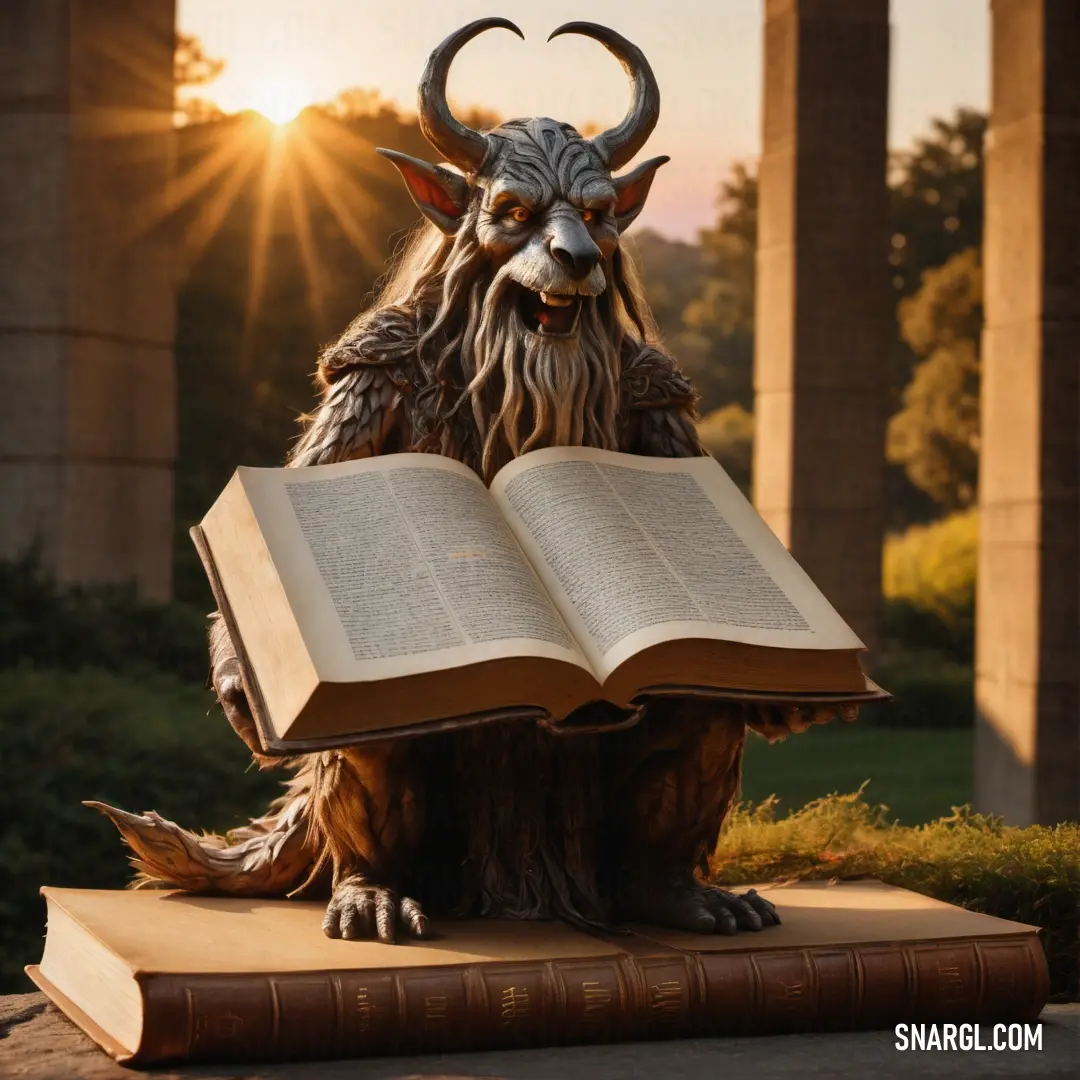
xmin=637 ymin=681 xmax=891 ymax=707
xmin=30 ymin=880 xmax=1050 ymax=1065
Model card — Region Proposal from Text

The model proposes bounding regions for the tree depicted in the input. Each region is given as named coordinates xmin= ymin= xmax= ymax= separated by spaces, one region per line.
xmin=670 ymin=163 xmax=758 ymax=413
xmin=174 ymin=32 xmax=225 ymax=124
xmin=888 ymin=108 xmax=985 ymax=301
xmin=887 ymin=247 xmax=982 ymax=511
xmin=174 ymin=31 xmax=224 ymax=88
xmin=697 ymin=403 xmax=753 ymax=494
xmin=881 ymin=110 xmax=986 ymax=526
xmin=325 ymin=87 xmax=399 ymax=120
xmin=673 ymin=109 xmax=986 ymax=520
xmin=690 ymin=162 xmax=757 ymax=336
xmin=170 ymin=109 xmax=436 ymax=603
xmin=455 ymin=105 xmax=503 ymax=131
xmin=623 ymin=229 xmax=707 ymax=340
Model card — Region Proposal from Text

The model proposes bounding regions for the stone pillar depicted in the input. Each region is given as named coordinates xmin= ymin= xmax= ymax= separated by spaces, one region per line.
xmin=0 ymin=1 xmax=177 ymax=600
xmin=975 ymin=0 xmax=1080 ymax=825
xmin=753 ymin=0 xmax=891 ymax=654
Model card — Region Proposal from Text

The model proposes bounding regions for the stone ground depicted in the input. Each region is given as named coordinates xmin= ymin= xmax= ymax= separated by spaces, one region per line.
xmin=1 ymin=994 xmax=1077 ymax=1079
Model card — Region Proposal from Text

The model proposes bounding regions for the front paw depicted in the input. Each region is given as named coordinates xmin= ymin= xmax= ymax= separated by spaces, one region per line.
xmin=322 ymin=875 xmax=430 ymax=944
xmin=619 ymin=879 xmax=780 ymax=935
xmin=213 ymin=668 xmax=263 ymax=754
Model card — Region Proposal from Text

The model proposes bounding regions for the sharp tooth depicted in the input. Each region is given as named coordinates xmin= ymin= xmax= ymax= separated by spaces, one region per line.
xmin=540 ymin=292 xmax=574 ymax=308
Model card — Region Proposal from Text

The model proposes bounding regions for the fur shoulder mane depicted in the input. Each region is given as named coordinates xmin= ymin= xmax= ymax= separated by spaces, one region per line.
xmin=620 ymin=340 xmax=698 ymax=413
xmin=316 ymin=305 xmax=421 ymax=390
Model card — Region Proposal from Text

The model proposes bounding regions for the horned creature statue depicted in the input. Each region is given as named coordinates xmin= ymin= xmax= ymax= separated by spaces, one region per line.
xmin=94 ymin=20 xmax=849 ymax=943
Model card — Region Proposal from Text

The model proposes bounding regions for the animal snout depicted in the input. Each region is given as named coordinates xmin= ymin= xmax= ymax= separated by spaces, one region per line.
xmin=550 ymin=241 xmax=600 ymax=279
xmin=548 ymin=223 xmax=602 ymax=281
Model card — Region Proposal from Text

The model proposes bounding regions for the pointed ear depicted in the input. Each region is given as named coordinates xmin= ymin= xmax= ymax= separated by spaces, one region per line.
xmin=612 ymin=155 xmax=670 ymax=231
xmin=376 ymin=148 xmax=471 ymax=235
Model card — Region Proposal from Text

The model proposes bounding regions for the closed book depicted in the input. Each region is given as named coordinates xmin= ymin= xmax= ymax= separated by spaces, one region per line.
xmin=29 ymin=880 xmax=1048 ymax=1065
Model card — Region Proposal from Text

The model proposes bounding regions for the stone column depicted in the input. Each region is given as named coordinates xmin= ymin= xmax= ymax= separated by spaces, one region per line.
xmin=975 ymin=0 xmax=1080 ymax=825
xmin=0 ymin=0 xmax=177 ymax=600
xmin=753 ymin=0 xmax=891 ymax=654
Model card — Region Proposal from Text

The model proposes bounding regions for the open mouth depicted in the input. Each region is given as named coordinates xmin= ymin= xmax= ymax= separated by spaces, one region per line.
xmin=518 ymin=285 xmax=583 ymax=337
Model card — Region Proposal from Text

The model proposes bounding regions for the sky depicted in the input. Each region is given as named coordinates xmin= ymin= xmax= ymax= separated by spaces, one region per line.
xmin=177 ymin=0 xmax=990 ymax=241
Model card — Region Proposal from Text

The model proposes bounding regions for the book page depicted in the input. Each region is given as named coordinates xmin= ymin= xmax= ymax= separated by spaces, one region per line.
xmin=490 ymin=447 xmax=864 ymax=680
xmin=238 ymin=454 xmax=591 ymax=683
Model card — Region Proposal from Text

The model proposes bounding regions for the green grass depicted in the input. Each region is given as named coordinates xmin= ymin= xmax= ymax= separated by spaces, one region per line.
xmin=740 ymin=722 xmax=973 ymax=825
xmin=711 ymin=792 xmax=1080 ymax=1000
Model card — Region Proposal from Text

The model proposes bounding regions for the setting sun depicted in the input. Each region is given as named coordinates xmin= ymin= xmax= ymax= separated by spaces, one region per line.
xmin=248 ymin=78 xmax=313 ymax=126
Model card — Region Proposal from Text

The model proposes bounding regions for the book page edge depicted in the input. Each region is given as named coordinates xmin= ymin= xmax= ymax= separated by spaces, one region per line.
xmin=202 ymin=471 xmax=320 ymax=739
xmin=26 ymin=965 xmax=138 ymax=1062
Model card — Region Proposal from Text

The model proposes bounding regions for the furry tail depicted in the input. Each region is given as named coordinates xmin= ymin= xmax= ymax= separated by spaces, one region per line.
xmin=86 ymin=782 xmax=320 ymax=897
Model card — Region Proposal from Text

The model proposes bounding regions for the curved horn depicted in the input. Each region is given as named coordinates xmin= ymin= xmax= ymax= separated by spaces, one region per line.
xmin=419 ymin=18 xmax=524 ymax=174
xmin=548 ymin=22 xmax=660 ymax=171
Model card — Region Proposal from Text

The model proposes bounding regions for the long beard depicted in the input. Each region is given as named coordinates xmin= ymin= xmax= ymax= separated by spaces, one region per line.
xmin=466 ymin=265 xmax=621 ymax=481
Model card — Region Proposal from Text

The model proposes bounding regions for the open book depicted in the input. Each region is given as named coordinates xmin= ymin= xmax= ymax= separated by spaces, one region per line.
xmin=195 ymin=447 xmax=884 ymax=751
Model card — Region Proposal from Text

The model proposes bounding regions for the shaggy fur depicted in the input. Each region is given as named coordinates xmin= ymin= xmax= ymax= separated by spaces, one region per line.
xmin=94 ymin=20 xmax=849 ymax=942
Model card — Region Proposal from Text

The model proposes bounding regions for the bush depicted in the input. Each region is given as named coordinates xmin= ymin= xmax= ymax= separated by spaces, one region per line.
xmin=697 ymin=403 xmax=753 ymax=494
xmin=883 ymin=510 xmax=977 ymax=663
xmin=0 ymin=666 xmax=282 ymax=993
xmin=712 ymin=790 xmax=1080 ymax=1001
xmin=864 ymin=650 xmax=974 ymax=728
xmin=0 ymin=552 xmax=210 ymax=683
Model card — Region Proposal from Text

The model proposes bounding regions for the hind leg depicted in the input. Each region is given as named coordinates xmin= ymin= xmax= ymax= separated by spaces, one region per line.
xmin=604 ymin=698 xmax=779 ymax=934
xmin=90 ymin=734 xmax=438 ymax=943
xmin=207 ymin=612 xmax=430 ymax=940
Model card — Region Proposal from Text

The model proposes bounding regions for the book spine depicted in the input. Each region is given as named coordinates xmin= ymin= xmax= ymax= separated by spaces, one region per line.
xmin=135 ymin=955 xmax=643 ymax=1063
xmin=132 ymin=934 xmax=1049 ymax=1064
xmin=690 ymin=935 xmax=1050 ymax=1034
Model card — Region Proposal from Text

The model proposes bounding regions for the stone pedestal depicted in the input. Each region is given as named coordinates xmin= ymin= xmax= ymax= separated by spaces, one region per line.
xmin=752 ymin=0 xmax=891 ymax=654
xmin=975 ymin=0 xmax=1080 ymax=825
xmin=0 ymin=0 xmax=177 ymax=599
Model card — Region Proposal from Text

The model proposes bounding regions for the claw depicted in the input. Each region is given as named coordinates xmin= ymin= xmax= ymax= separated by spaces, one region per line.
xmin=400 ymin=896 xmax=431 ymax=939
xmin=618 ymin=878 xmax=782 ymax=936
xmin=784 ymin=706 xmax=813 ymax=733
xmin=375 ymin=890 xmax=396 ymax=944
xmin=323 ymin=876 xmax=429 ymax=944
xmin=741 ymin=887 xmax=782 ymax=926
xmin=705 ymin=888 xmax=763 ymax=931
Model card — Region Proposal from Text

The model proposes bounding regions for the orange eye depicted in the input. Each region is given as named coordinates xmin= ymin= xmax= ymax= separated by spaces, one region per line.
xmin=509 ymin=207 xmax=531 ymax=223
xmin=582 ymin=209 xmax=596 ymax=223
